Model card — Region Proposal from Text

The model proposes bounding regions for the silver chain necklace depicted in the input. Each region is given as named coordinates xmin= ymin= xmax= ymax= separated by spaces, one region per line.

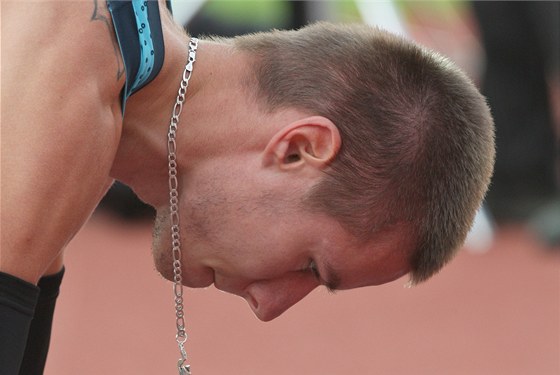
xmin=167 ymin=37 xmax=198 ymax=375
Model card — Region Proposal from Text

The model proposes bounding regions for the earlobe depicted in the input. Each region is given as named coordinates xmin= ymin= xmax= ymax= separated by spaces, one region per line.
xmin=263 ymin=116 xmax=341 ymax=171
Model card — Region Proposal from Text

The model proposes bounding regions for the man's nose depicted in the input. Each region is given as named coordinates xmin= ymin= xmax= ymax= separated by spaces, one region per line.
xmin=244 ymin=273 xmax=318 ymax=321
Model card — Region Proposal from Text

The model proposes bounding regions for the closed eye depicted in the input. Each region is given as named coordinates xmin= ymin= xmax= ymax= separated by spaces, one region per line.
xmin=308 ymin=259 xmax=337 ymax=294
xmin=308 ymin=259 xmax=321 ymax=280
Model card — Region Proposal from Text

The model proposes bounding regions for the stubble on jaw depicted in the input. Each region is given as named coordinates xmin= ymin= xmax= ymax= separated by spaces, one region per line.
xmin=151 ymin=208 xmax=173 ymax=280
xmin=149 ymin=192 xmax=216 ymax=284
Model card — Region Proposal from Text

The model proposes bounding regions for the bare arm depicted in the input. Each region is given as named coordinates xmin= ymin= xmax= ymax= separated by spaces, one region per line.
xmin=1 ymin=1 xmax=124 ymax=284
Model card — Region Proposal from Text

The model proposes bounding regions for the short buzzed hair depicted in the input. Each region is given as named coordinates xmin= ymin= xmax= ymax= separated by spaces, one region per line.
xmin=233 ymin=22 xmax=495 ymax=284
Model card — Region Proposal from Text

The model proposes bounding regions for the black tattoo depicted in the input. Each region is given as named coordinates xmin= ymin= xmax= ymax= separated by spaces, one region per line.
xmin=91 ymin=0 xmax=124 ymax=80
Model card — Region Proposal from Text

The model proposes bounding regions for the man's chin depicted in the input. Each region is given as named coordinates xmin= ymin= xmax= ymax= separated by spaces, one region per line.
xmin=182 ymin=268 xmax=216 ymax=288
xmin=155 ymin=263 xmax=215 ymax=288
xmin=151 ymin=209 xmax=214 ymax=288
xmin=185 ymin=278 xmax=215 ymax=288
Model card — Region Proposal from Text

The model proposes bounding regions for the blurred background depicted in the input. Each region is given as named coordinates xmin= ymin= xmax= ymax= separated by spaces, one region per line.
xmin=47 ymin=1 xmax=559 ymax=374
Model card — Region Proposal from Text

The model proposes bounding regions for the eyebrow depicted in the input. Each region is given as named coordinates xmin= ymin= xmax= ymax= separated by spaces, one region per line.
xmin=322 ymin=260 xmax=342 ymax=293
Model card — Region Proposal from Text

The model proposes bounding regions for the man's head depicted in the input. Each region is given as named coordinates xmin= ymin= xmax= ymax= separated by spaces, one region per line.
xmin=233 ymin=22 xmax=495 ymax=284
xmin=151 ymin=22 xmax=494 ymax=320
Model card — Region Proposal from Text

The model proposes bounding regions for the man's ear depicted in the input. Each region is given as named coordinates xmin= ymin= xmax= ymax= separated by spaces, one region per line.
xmin=263 ymin=116 xmax=341 ymax=170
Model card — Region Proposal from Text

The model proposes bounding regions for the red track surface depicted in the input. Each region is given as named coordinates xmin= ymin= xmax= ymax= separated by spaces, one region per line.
xmin=45 ymin=214 xmax=559 ymax=375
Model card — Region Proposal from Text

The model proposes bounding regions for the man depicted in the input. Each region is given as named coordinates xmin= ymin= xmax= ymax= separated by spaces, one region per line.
xmin=1 ymin=0 xmax=495 ymax=373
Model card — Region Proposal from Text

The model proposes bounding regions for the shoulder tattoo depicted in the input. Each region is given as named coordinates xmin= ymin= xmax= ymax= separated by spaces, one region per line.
xmin=91 ymin=0 xmax=125 ymax=81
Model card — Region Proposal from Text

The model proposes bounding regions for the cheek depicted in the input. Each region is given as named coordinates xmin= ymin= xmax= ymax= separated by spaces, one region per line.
xmin=209 ymin=231 xmax=305 ymax=282
xmin=178 ymin=166 xmax=309 ymax=279
xmin=178 ymin=186 xmax=232 ymax=251
xmin=243 ymin=236 xmax=311 ymax=280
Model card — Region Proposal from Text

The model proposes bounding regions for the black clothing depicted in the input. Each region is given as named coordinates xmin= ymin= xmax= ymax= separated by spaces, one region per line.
xmin=0 ymin=269 xmax=64 ymax=375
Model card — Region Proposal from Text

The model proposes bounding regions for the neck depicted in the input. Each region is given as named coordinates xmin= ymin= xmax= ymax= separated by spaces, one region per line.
xmin=109 ymin=13 xmax=195 ymax=205
xmin=110 ymin=19 xmax=260 ymax=208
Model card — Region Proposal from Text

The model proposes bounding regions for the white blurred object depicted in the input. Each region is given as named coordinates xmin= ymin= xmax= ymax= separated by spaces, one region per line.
xmin=355 ymin=0 xmax=408 ymax=37
xmin=169 ymin=0 xmax=206 ymax=27
xmin=464 ymin=207 xmax=494 ymax=253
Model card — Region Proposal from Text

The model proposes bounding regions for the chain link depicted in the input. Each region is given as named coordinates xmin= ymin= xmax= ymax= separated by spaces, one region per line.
xmin=168 ymin=37 xmax=198 ymax=375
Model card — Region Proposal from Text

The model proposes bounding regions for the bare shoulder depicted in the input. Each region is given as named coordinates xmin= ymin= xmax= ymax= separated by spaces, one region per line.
xmin=2 ymin=0 xmax=122 ymax=125
xmin=2 ymin=0 xmax=124 ymax=115
xmin=1 ymin=1 xmax=125 ymax=283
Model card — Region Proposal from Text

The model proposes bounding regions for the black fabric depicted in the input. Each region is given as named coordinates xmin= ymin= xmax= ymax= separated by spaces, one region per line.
xmin=0 ymin=269 xmax=65 ymax=375
xmin=19 ymin=269 xmax=65 ymax=375
xmin=0 ymin=272 xmax=40 ymax=374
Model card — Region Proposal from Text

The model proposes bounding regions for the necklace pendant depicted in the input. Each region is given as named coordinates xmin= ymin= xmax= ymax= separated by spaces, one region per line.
xmin=178 ymin=360 xmax=191 ymax=375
